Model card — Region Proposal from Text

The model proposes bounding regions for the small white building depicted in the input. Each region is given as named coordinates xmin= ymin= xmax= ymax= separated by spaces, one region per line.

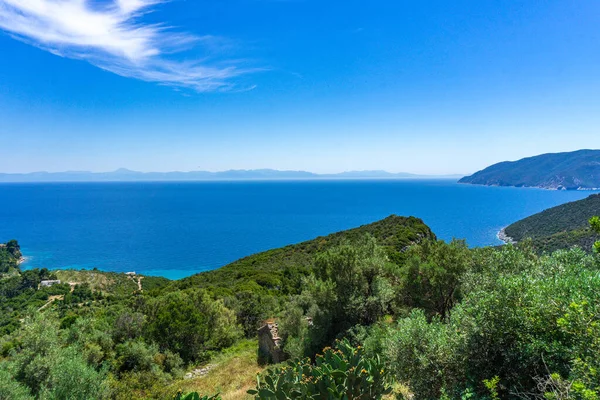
xmin=40 ymin=280 xmax=61 ymax=287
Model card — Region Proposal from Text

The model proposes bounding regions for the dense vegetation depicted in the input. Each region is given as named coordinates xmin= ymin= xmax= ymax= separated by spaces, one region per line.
xmin=0 ymin=241 xmax=71 ymax=335
xmin=459 ymin=149 xmax=600 ymax=189
xmin=0 ymin=217 xmax=433 ymax=399
xmin=0 ymin=239 xmax=21 ymax=273
xmin=166 ymin=215 xmax=434 ymax=337
xmin=170 ymin=215 xmax=434 ymax=295
xmin=1 ymin=212 xmax=600 ymax=399
xmin=504 ymin=194 xmax=600 ymax=253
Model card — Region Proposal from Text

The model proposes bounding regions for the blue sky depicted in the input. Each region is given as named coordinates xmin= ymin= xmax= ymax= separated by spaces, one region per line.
xmin=0 ymin=0 xmax=599 ymax=174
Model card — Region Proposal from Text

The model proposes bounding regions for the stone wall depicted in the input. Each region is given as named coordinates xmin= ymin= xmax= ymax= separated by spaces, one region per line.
xmin=257 ymin=321 xmax=285 ymax=364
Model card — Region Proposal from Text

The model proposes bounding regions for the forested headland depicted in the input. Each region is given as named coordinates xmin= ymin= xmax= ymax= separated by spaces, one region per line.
xmin=459 ymin=149 xmax=600 ymax=190
xmin=504 ymin=193 xmax=600 ymax=253
xmin=1 ymin=213 xmax=600 ymax=399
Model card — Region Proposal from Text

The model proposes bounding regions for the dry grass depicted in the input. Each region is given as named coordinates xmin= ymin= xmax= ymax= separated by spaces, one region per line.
xmin=54 ymin=269 xmax=140 ymax=296
xmin=55 ymin=270 xmax=113 ymax=291
xmin=169 ymin=340 xmax=410 ymax=400
xmin=171 ymin=340 xmax=265 ymax=400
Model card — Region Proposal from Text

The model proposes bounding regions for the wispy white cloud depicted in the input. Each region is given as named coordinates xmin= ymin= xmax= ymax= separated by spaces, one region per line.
xmin=0 ymin=0 xmax=252 ymax=91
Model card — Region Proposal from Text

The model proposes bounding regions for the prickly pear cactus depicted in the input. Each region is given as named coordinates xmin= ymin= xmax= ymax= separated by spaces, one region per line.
xmin=173 ymin=390 xmax=221 ymax=400
xmin=248 ymin=339 xmax=392 ymax=399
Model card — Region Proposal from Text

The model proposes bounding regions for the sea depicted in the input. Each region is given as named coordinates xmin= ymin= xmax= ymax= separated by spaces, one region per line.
xmin=0 ymin=180 xmax=597 ymax=280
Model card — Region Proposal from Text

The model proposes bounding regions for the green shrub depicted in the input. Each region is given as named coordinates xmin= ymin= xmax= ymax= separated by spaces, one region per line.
xmin=363 ymin=309 xmax=455 ymax=399
xmin=114 ymin=339 xmax=160 ymax=374
xmin=38 ymin=347 xmax=109 ymax=400
xmin=372 ymin=248 xmax=600 ymax=399
xmin=554 ymin=300 xmax=600 ymax=396
xmin=145 ymin=289 xmax=242 ymax=362
xmin=0 ymin=365 xmax=32 ymax=400
xmin=400 ymin=239 xmax=473 ymax=319
xmin=590 ymin=216 xmax=600 ymax=253
xmin=112 ymin=311 xmax=145 ymax=343
xmin=280 ymin=236 xmax=398 ymax=357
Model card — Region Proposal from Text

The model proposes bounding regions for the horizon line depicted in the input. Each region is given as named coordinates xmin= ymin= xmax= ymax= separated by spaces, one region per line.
xmin=0 ymin=168 xmax=466 ymax=176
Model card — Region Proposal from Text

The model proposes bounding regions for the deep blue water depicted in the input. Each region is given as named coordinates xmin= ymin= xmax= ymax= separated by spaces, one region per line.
xmin=0 ymin=180 xmax=597 ymax=280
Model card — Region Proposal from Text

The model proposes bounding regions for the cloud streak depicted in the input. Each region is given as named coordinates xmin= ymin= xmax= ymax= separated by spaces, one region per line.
xmin=0 ymin=0 xmax=250 ymax=91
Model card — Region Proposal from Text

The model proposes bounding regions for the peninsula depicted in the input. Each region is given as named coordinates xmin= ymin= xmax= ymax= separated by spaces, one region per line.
xmin=502 ymin=193 xmax=600 ymax=253
xmin=459 ymin=149 xmax=600 ymax=190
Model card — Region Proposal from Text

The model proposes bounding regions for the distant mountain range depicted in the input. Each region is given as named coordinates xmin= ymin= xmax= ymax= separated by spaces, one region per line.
xmin=0 ymin=168 xmax=462 ymax=183
xmin=459 ymin=149 xmax=600 ymax=190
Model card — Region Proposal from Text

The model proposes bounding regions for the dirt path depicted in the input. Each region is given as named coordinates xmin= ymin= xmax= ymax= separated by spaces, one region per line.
xmin=126 ymin=274 xmax=143 ymax=292
xmin=38 ymin=295 xmax=64 ymax=311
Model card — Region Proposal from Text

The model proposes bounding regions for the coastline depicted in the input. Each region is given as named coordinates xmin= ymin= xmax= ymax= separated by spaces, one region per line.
xmin=459 ymin=181 xmax=600 ymax=191
xmin=497 ymin=228 xmax=516 ymax=245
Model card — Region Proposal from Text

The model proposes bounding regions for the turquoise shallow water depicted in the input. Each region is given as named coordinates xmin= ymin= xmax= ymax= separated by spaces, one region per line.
xmin=0 ymin=180 xmax=596 ymax=280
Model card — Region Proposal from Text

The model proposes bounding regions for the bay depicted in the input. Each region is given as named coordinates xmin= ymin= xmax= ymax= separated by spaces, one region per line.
xmin=0 ymin=180 xmax=596 ymax=279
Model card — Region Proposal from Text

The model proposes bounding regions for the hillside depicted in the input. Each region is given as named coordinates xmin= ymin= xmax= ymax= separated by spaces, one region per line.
xmin=3 ymin=216 xmax=600 ymax=399
xmin=170 ymin=215 xmax=435 ymax=295
xmin=504 ymin=193 xmax=600 ymax=253
xmin=0 ymin=215 xmax=434 ymax=337
xmin=459 ymin=149 xmax=600 ymax=189
xmin=0 ymin=239 xmax=21 ymax=273
xmin=0 ymin=216 xmax=436 ymax=399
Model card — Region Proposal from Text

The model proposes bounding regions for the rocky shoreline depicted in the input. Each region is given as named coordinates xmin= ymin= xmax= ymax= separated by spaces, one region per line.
xmin=459 ymin=182 xmax=600 ymax=191
xmin=497 ymin=228 xmax=516 ymax=245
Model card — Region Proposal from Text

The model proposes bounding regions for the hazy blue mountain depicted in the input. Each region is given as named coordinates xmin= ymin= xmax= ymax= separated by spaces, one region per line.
xmin=0 ymin=169 xmax=460 ymax=182
xmin=459 ymin=149 xmax=600 ymax=190
xmin=324 ymin=170 xmax=420 ymax=178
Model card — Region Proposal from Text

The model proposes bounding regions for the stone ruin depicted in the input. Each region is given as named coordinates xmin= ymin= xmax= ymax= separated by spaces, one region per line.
xmin=257 ymin=320 xmax=285 ymax=364
xmin=258 ymin=317 xmax=313 ymax=364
